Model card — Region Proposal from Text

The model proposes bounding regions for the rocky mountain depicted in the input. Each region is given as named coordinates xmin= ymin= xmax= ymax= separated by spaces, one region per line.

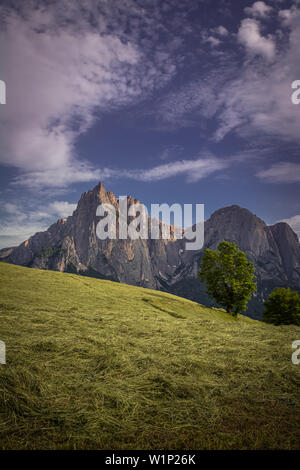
xmin=2 ymin=182 xmax=300 ymax=319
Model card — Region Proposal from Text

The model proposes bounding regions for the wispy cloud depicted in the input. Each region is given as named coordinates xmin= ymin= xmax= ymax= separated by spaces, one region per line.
xmin=12 ymin=163 xmax=104 ymax=189
xmin=159 ymin=145 xmax=184 ymax=161
xmin=78 ymin=155 xmax=229 ymax=184
xmin=278 ymin=5 xmax=299 ymax=27
xmin=47 ymin=201 xmax=77 ymax=218
xmin=256 ymin=162 xmax=300 ymax=183
xmin=157 ymin=3 xmax=300 ymax=147
xmin=0 ymin=4 xmax=140 ymax=187
xmin=212 ymin=6 xmax=300 ymax=143
xmin=237 ymin=18 xmax=276 ymax=60
xmin=1 ymin=0 xmax=194 ymax=188
xmin=157 ymin=70 xmax=228 ymax=128
xmin=212 ymin=26 xmax=229 ymax=36
xmin=1 ymin=0 xmax=300 ymax=195
xmin=0 ymin=153 xmax=227 ymax=247
xmin=0 ymin=198 xmax=77 ymax=248
xmin=121 ymin=155 xmax=229 ymax=182
xmin=15 ymin=154 xmax=229 ymax=187
xmin=244 ymin=2 xmax=274 ymax=19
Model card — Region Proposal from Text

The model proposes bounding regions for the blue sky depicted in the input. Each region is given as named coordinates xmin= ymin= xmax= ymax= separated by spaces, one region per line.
xmin=0 ymin=0 xmax=300 ymax=247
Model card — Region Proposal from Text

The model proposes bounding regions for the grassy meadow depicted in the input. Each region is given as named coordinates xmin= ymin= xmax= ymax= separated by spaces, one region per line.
xmin=0 ymin=262 xmax=299 ymax=449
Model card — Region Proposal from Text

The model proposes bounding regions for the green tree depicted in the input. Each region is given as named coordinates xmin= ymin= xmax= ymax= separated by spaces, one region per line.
xmin=198 ymin=241 xmax=257 ymax=316
xmin=263 ymin=288 xmax=300 ymax=325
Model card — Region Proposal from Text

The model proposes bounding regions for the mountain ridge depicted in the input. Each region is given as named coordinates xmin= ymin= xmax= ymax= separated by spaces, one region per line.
xmin=2 ymin=182 xmax=300 ymax=319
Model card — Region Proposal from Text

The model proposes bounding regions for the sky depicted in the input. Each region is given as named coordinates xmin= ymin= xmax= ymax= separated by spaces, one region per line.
xmin=0 ymin=0 xmax=300 ymax=248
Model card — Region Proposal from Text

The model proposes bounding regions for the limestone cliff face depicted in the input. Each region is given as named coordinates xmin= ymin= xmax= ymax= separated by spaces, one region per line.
xmin=204 ymin=206 xmax=300 ymax=289
xmin=6 ymin=183 xmax=157 ymax=288
xmin=269 ymin=222 xmax=300 ymax=286
xmin=3 ymin=183 xmax=300 ymax=319
xmin=204 ymin=206 xmax=298 ymax=287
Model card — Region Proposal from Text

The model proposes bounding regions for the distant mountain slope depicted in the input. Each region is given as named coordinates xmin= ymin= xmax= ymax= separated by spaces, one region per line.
xmin=2 ymin=182 xmax=300 ymax=319
xmin=0 ymin=247 xmax=15 ymax=259
xmin=0 ymin=262 xmax=299 ymax=449
xmin=170 ymin=205 xmax=300 ymax=318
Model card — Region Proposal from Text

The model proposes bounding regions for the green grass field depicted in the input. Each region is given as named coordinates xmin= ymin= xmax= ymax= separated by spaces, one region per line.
xmin=0 ymin=262 xmax=299 ymax=449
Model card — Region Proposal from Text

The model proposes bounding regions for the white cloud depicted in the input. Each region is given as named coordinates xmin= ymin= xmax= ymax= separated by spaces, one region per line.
xmin=213 ymin=26 xmax=229 ymax=36
xmin=157 ymin=72 xmax=223 ymax=128
xmin=2 ymin=203 xmax=21 ymax=215
xmin=12 ymin=162 xmax=104 ymax=189
xmin=215 ymin=6 xmax=300 ymax=143
xmin=0 ymin=154 xmax=227 ymax=248
xmin=0 ymin=7 xmax=140 ymax=186
xmin=0 ymin=1 xmax=180 ymax=189
xmin=123 ymin=156 xmax=228 ymax=182
xmin=0 ymin=197 xmax=77 ymax=248
xmin=256 ymin=162 xmax=300 ymax=183
xmin=67 ymin=155 xmax=229 ymax=183
xmin=155 ymin=4 xmax=300 ymax=148
xmin=159 ymin=145 xmax=184 ymax=161
xmin=47 ymin=201 xmax=77 ymax=218
xmin=278 ymin=7 xmax=299 ymax=26
xmin=202 ymin=26 xmax=229 ymax=49
xmin=0 ymin=221 xmax=51 ymax=249
xmin=204 ymin=36 xmax=221 ymax=47
xmin=244 ymin=2 xmax=273 ymax=18
xmin=237 ymin=18 xmax=276 ymax=60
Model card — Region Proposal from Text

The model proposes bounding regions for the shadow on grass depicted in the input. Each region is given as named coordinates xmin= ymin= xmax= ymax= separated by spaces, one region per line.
xmin=141 ymin=297 xmax=185 ymax=319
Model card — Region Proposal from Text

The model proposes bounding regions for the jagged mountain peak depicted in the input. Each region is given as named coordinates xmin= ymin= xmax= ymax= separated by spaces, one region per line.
xmin=209 ymin=204 xmax=265 ymax=226
xmin=77 ymin=182 xmax=141 ymax=211
xmin=2 ymin=183 xmax=299 ymax=319
xmin=270 ymin=221 xmax=299 ymax=240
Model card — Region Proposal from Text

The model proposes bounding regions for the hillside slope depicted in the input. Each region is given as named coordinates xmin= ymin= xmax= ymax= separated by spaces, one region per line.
xmin=0 ymin=262 xmax=299 ymax=450
xmin=2 ymin=182 xmax=300 ymax=320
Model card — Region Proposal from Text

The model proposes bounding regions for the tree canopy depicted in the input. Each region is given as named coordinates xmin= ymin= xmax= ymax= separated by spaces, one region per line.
xmin=263 ymin=287 xmax=300 ymax=325
xmin=198 ymin=241 xmax=257 ymax=316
